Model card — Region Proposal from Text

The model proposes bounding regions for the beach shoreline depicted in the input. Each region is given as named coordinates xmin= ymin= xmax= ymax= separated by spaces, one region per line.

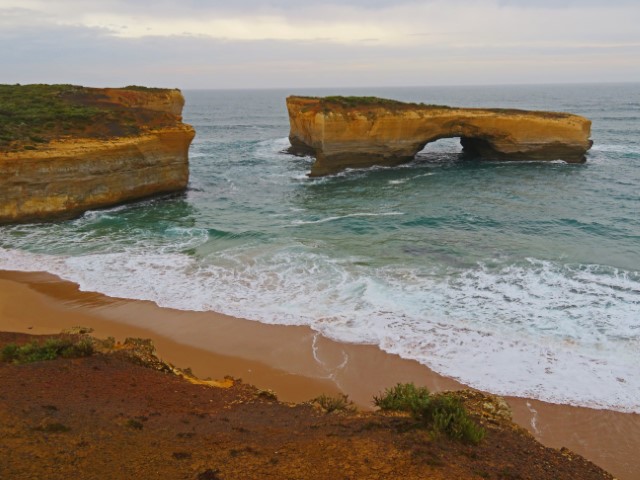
xmin=1 ymin=268 xmax=638 ymax=479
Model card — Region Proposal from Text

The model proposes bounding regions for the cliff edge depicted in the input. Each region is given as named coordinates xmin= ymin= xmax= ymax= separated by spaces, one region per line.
xmin=0 ymin=85 xmax=195 ymax=224
xmin=0 ymin=331 xmax=615 ymax=480
xmin=286 ymin=96 xmax=593 ymax=176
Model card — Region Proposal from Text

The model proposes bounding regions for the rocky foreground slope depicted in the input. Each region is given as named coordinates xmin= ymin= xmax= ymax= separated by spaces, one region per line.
xmin=0 ymin=85 xmax=195 ymax=224
xmin=0 ymin=331 xmax=614 ymax=480
xmin=287 ymin=96 xmax=592 ymax=176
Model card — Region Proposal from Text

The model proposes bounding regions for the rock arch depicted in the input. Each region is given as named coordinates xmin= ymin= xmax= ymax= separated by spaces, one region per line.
xmin=286 ymin=96 xmax=592 ymax=177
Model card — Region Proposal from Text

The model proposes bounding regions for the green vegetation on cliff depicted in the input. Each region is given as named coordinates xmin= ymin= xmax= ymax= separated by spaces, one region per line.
xmin=374 ymin=383 xmax=486 ymax=444
xmin=0 ymin=84 xmax=178 ymax=152
xmin=323 ymin=96 xmax=410 ymax=107
xmin=297 ymin=95 xmax=452 ymax=110
xmin=0 ymin=84 xmax=103 ymax=150
xmin=123 ymin=85 xmax=173 ymax=92
xmin=1 ymin=336 xmax=94 ymax=364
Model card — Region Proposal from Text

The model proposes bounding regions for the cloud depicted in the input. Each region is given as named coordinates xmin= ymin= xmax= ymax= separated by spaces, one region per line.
xmin=0 ymin=0 xmax=638 ymax=88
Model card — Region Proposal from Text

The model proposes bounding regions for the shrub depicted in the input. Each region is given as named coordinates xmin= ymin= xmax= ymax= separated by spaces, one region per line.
xmin=312 ymin=393 xmax=356 ymax=414
xmin=373 ymin=383 xmax=485 ymax=445
xmin=373 ymin=382 xmax=432 ymax=412
xmin=0 ymin=337 xmax=94 ymax=364
xmin=428 ymin=394 xmax=486 ymax=444
xmin=0 ymin=344 xmax=19 ymax=362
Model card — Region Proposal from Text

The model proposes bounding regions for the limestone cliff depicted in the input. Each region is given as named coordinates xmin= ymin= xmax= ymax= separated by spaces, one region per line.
xmin=286 ymin=96 xmax=593 ymax=176
xmin=0 ymin=85 xmax=195 ymax=224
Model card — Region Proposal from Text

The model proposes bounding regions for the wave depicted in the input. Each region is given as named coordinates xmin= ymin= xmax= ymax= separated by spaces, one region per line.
xmin=0 ymin=245 xmax=638 ymax=413
xmin=288 ymin=212 xmax=404 ymax=226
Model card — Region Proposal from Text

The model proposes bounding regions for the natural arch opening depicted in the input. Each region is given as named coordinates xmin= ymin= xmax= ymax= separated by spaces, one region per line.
xmin=414 ymin=137 xmax=462 ymax=160
xmin=415 ymin=134 xmax=504 ymax=162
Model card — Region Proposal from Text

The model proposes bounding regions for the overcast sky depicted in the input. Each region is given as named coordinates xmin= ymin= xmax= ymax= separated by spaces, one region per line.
xmin=1 ymin=0 xmax=639 ymax=89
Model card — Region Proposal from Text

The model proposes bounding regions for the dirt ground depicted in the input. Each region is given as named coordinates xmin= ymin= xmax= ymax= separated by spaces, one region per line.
xmin=0 ymin=332 xmax=613 ymax=480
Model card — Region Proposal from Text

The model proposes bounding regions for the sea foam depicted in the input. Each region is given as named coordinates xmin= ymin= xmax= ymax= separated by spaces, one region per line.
xmin=1 ymin=245 xmax=638 ymax=413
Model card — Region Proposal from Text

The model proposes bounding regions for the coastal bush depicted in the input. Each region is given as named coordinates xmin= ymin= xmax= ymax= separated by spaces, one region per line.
xmin=312 ymin=393 xmax=357 ymax=414
xmin=373 ymin=382 xmax=432 ymax=412
xmin=0 ymin=337 xmax=94 ymax=364
xmin=373 ymin=383 xmax=485 ymax=445
xmin=428 ymin=394 xmax=486 ymax=444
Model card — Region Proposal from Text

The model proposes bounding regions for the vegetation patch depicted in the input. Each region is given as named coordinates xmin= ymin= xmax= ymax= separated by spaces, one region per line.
xmin=311 ymin=393 xmax=357 ymax=414
xmin=294 ymin=95 xmax=453 ymax=111
xmin=123 ymin=85 xmax=171 ymax=92
xmin=0 ymin=84 xmax=104 ymax=150
xmin=0 ymin=83 xmax=178 ymax=151
xmin=0 ymin=337 xmax=94 ymax=364
xmin=323 ymin=96 xmax=409 ymax=108
xmin=374 ymin=383 xmax=485 ymax=445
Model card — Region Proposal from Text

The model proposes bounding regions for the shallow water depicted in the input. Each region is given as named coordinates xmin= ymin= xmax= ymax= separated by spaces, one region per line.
xmin=1 ymin=83 xmax=639 ymax=412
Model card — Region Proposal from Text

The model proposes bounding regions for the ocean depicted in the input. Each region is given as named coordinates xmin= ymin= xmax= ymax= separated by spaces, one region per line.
xmin=1 ymin=83 xmax=638 ymax=413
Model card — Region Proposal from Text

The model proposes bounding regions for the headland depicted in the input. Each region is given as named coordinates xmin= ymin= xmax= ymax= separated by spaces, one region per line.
xmin=0 ymin=84 xmax=195 ymax=224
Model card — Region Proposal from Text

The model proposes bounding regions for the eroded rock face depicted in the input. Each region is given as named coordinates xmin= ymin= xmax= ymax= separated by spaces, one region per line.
xmin=286 ymin=96 xmax=593 ymax=176
xmin=0 ymin=87 xmax=195 ymax=224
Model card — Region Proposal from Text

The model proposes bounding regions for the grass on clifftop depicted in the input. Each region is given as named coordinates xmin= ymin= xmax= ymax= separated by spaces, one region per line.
xmin=374 ymin=383 xmax=486 ymax=445
xmin=0 ymin=83 xmax=178 ymax=152
xmin=293 ymin=95 xmax=571 ymax=118
xmin=0 ymin=84 xmax=106 ymax=150
xmin=123 ymin=85 xmax=173 ymax=92
xmin=323 ymin=96 xmax=409 ymax=107
xmin=1 ymin=337 xmax=94 ymax=364
xmin=296 ymin=95 xmax=452 ymax=110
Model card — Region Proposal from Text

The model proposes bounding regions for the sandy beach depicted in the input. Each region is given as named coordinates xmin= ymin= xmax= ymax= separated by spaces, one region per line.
xmin=1 ymin=269 xmax=638 ymax=479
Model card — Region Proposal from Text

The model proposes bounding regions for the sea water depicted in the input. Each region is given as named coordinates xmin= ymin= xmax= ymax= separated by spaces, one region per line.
xmin=1 ymin=84 xmax=638 ymax=412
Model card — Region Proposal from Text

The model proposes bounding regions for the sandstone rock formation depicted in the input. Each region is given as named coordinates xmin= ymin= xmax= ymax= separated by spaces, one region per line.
xmin=0 ymin=86 xmax=195 ymax=224
xmin=286 ymin=96 xmax=593 ymax=176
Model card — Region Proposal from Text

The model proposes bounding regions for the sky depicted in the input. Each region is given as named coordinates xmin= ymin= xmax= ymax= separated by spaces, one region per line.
xmin=1 ymin=0 xmax=639 ymax=89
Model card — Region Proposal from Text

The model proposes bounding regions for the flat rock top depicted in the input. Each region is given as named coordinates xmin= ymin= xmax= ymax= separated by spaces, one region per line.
xmin=0 ymin=84 xmax=186 ymax=153
xmin=0 ymin=332 xmax=613 ymax=480
xmin=287 ymin=95 xmax=579 ymax=120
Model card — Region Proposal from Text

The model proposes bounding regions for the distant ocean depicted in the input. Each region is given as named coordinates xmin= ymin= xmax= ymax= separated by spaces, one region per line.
xmin=1 ymin=84 xmax=638 ymax=412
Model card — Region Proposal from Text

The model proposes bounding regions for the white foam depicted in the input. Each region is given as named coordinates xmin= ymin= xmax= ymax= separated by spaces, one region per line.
xmin=0 ymin=245 xmax=638 ymax=413
xmin=288 ymin=212 xmax=404 ymax=226
xmin=388 ymin=172 xmax=435 ymax=185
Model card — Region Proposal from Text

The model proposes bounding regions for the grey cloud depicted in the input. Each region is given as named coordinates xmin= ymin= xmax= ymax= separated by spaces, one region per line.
xmin=1 ymin=21 xmax=638 ymax=89
xmin=497 ymin=0 xmax=638 ymax=6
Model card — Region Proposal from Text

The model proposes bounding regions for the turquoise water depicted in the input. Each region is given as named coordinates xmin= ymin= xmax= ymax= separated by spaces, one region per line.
xmin=1 ymin=84 xmax=639 ymax=411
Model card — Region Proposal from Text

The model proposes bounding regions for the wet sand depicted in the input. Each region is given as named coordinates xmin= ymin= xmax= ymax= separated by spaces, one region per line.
xmin=0 ymin=269 xmax=638 ymax=479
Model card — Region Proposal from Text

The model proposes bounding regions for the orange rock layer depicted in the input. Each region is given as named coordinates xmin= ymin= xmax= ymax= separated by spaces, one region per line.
xmin=0 ymin=88 xmax=195 ymax=224
xmin=286 ymin=96 xmax=593 ymax=176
